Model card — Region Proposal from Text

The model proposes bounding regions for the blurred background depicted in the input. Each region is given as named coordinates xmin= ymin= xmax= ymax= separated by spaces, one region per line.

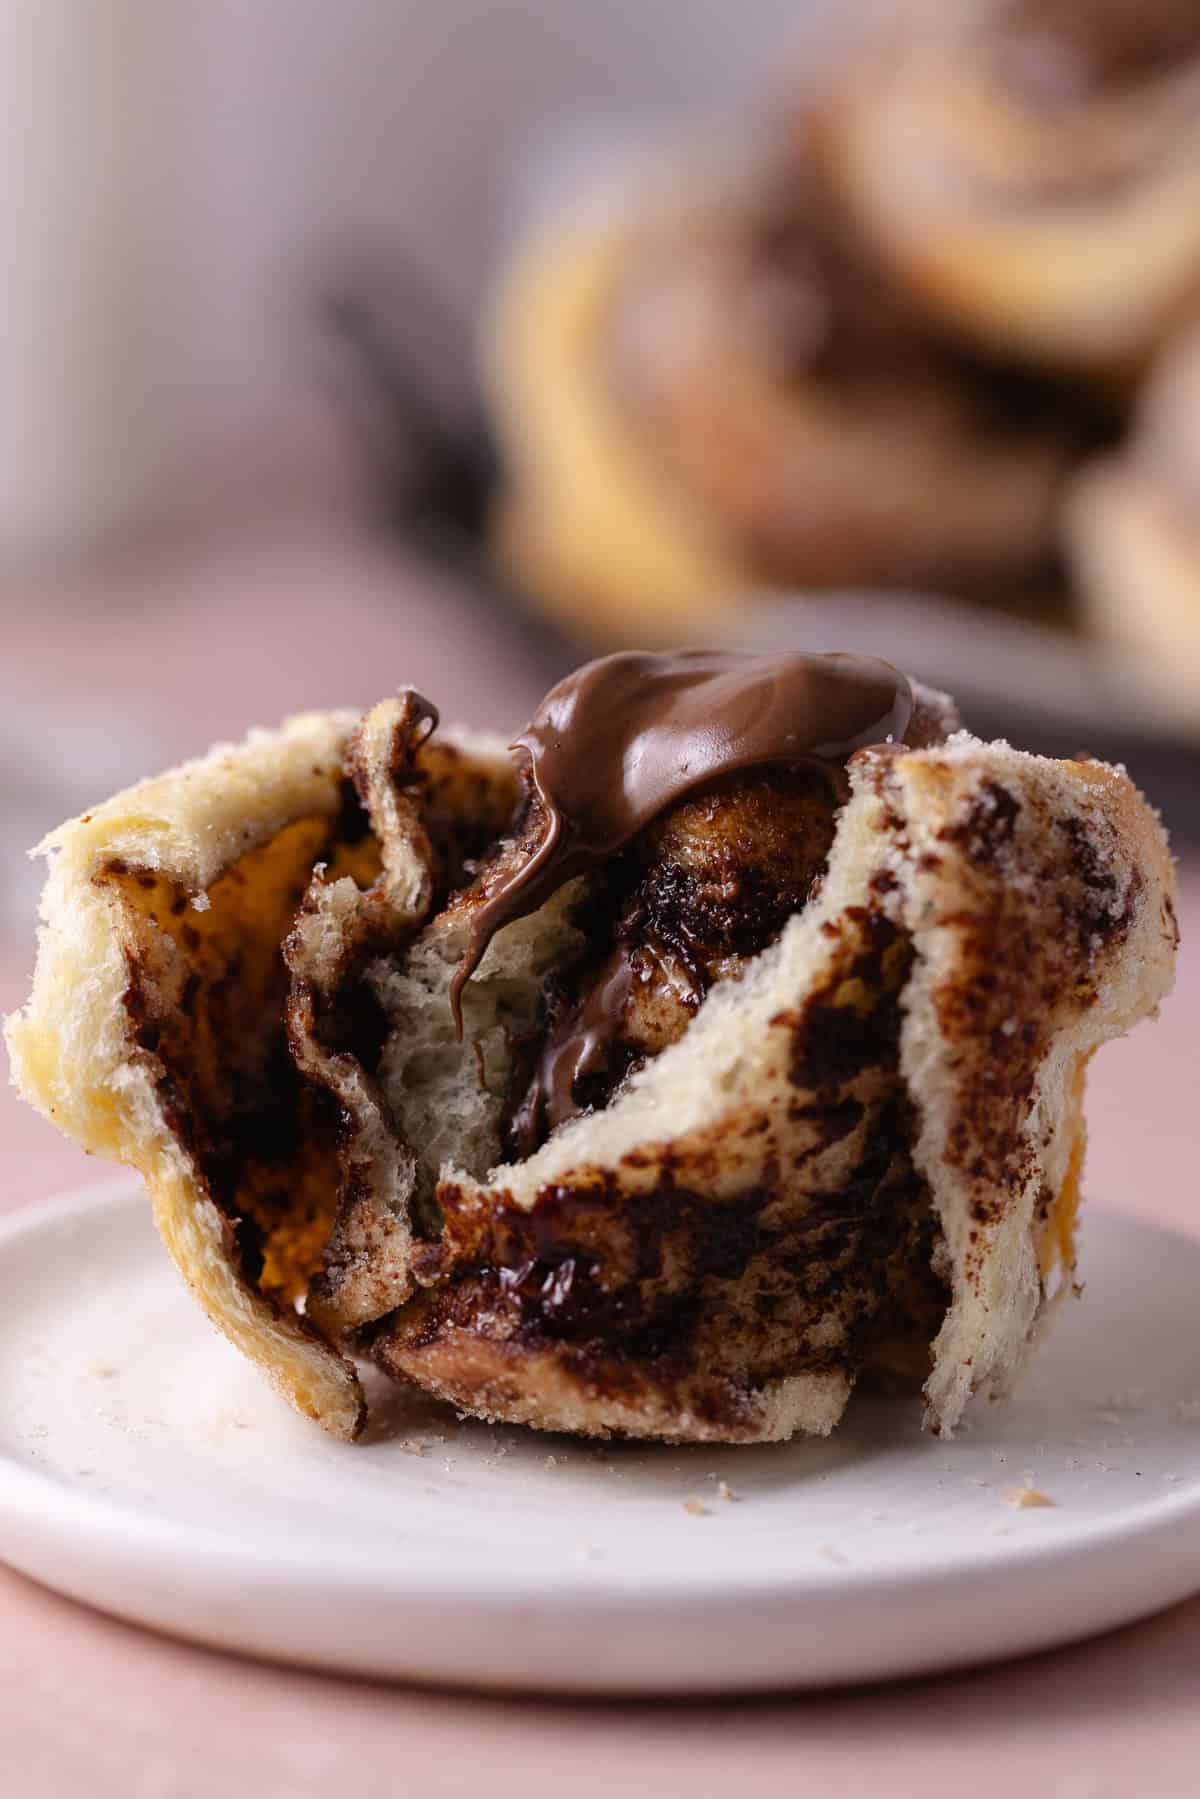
xmin=0 ymin=0 xmax=892 ymax=915
xmin=2 ymin=0 xmax=1197 ymax=1201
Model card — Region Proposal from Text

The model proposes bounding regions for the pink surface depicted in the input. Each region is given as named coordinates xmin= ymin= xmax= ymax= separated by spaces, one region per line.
xmin=2 ymin=537 xmax=1198 ymax=1794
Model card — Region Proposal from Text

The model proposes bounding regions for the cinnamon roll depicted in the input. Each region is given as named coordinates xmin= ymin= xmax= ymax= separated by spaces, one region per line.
xmin=813 ymin=0 xmax=1200 ymax=377
xmin=1064 ymin=324 xmax=1200 ymax=720
xmin=486 ymin=160 xmax=1090 ymax=645
xmin=6 ymin=652 xmax=1176 ymax=1444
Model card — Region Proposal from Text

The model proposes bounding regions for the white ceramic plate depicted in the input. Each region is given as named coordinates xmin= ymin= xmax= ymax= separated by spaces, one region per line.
xmin=2 ymin=1180 xmax=1199 ymax=1694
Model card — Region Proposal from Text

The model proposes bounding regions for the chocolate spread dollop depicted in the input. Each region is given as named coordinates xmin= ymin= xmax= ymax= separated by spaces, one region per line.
xmin=450 ymin=649 xmax=912 ymax=1031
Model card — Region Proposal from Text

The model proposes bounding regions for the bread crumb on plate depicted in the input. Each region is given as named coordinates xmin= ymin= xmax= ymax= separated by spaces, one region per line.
xmin=1006 ymin=1485 xmax=1056 ymax=1508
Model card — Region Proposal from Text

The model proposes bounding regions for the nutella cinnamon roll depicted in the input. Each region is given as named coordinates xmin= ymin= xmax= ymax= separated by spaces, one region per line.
xmin=7 ymin=652 xmax=1177 ymax=1445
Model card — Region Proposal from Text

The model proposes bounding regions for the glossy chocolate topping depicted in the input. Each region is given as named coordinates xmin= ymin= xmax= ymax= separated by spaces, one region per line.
xmin=451 ymin=650 xmax=912 ymax=1027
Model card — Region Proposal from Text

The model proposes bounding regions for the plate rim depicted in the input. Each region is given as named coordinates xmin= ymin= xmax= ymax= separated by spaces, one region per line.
xmin=3 ymin=1177 xmax=1200 ymax=1603
xmin=3 ymin=1177 xmax=1200 ymax=1691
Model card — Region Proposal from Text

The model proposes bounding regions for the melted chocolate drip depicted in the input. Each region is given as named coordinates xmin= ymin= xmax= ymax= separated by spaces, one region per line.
xmin=505 ymin=945 xmax=638 ymax=1158
xmin=505 ymin=935 xmax=705 ymax=1159
xmin=450 ymin=649 xmax=912 ymax=1028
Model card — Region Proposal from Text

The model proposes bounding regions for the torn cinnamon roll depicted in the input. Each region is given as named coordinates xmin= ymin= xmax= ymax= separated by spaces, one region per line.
xmin=5 ymin=652 xmax=1177 ymax=1444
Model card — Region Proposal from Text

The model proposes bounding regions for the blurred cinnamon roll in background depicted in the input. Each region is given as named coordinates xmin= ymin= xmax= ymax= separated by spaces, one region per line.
xmin=1064 ymin=325 xmax=1200 ymax=722
xmin=480 ymin=0 xmax=1200 ymax=695
xmin=812 ymin=0 xmax=1200 ymax=379
xmin=484 ymin=150 xmax=1102 ymax=648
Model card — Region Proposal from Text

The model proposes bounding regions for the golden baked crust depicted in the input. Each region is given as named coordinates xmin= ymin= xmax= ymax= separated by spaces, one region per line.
xmin=4 ymin=711 xmax=368 ymax=1437
xmin=875 ymin=738 xmax=1177 ymax=1424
